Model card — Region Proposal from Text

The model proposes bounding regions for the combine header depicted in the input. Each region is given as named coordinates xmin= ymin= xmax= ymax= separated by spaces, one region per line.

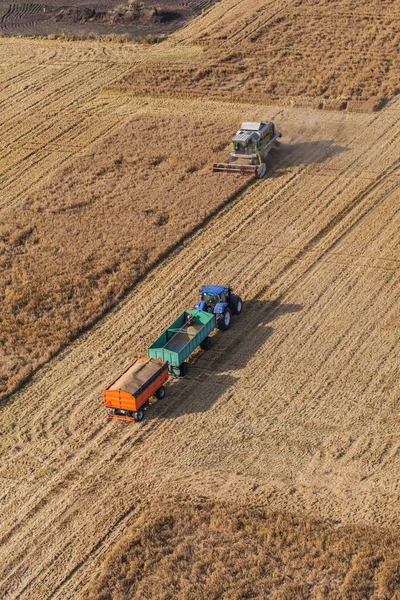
xmin=213 ymin=121 xmax=282 ymax=178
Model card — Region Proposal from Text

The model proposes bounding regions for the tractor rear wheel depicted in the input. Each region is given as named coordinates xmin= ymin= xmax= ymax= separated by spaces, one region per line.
xmin=231 ymin=295 xmax=243 ymax=315
xmin=217 ymin=307 xmax=232 ymax=331
xmin=257 ymin=163 xmax=266 ymax=178
xmin=155 ymin=386 xmax=166 ymax=400
xmin=179 ymin=362 xmax=188 ymax=377
xmin=200 ymin=336 xmax=212 ymax=350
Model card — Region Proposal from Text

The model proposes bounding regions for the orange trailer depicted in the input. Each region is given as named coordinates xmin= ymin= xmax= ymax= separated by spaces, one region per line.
xmin=104 ymin=357 xmax=168 ymax=422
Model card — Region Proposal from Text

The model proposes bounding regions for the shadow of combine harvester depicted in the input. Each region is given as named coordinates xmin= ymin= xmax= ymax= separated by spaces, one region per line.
xmin=265 ymin=139 xmax=348 ymax=177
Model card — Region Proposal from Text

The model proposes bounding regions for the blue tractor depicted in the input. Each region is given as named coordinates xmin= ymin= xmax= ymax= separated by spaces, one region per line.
xmin=194 ymin=285 xmax=243 ymax=331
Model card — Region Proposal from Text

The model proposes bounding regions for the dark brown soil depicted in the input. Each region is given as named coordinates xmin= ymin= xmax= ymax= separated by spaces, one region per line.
xmin=0 ymin=0 xmax=214 ymax=38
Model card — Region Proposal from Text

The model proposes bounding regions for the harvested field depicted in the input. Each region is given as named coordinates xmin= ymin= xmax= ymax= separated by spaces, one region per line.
xmin=0 ymin=110 xmax=240 ymax=400
xmin=117 ymin=0 xmax=400 ymax=110
xmin=0 ymin=37 xmax=200 ymax=213
xmin=0 ymin=85 xmax=399 ymax=596
xmin=83 ymin=500 xmax=400 ymax=600
xmin=0 ymin=4 xmax=400 ymax=599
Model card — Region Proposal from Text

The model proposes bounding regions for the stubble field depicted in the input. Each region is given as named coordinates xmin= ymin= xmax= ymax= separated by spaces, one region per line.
xmin=0 ymin=2 xmax=399 ymax=598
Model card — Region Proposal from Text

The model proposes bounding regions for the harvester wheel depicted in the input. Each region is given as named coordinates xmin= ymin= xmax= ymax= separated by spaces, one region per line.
xmin=155 ymin=386 xmax=166 ymax=400
xmin=200 ymin=336 xmax=212 ymax=351
xmin=231 ymin=295 xmax=243 ymax=315
xmin=136 ymin=409 xmax=145 ymax=422
xmin=257 ymin=163 xmax=266 ymax=178
xmin=217 ymin=307 xmax=232 ymax=331
xmin=179 ymin=362 xmax=188 ymax=377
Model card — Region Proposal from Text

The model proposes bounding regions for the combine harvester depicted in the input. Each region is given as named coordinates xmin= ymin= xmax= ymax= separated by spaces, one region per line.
xmin=104 ymin=286 xmax=242 ymax=421
xmin=213 ymin=121 xmax=282 ymax=178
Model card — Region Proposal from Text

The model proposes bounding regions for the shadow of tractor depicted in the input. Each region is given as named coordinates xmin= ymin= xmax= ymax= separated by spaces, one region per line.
xmin=148 ymin=300 xmax=302 ymax=420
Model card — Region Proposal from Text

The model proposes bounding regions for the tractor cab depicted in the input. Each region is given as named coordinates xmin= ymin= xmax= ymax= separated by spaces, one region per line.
xmin=194 ymin=285 xmax=243 ymax=331
xmin=196 ymin=285 xmax=230 ymax=312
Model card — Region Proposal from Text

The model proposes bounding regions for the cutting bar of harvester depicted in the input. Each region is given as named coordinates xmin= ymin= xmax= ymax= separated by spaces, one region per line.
xmin=212 ymin=163 xmax=258 ymax=176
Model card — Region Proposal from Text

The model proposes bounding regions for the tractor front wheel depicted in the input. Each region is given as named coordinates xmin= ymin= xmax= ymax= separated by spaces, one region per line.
xmin=231 ymin=295 xmax=243 ymax=315
xmin=217 ymin=307 xmax=232 ymax=331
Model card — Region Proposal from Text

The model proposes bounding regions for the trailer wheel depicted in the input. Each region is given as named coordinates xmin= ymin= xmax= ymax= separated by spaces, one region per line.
xmin=155 ymin=386 xmax=166 ymax=400
xmin=179 ymin=362 xmax=188 ymax=377
xmin=136 ymin=409 xmax=145 ymax=422
xmin=230 ymin=295 xmax=243 ymax=315
xmin=257 ymin=163 xmax=266 ymax=178
xmin=200 ymin=336 xmax=212 ymax=351
xmin=216 ymin=307 xmax=232 ymax=331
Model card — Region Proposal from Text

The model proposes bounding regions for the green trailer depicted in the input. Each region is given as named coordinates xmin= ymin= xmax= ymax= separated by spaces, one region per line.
xmin=147 ymin=309 xmax=215 ymax=377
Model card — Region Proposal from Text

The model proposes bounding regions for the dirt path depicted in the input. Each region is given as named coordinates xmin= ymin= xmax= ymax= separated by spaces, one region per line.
xmin=0 ymin=91 xmax=399 ymax=598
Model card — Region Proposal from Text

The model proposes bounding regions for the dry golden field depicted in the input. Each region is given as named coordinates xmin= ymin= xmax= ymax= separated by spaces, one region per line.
xmin=0 ymin=37 xmax=199 ymax=212
xmin=84 ymin=501 xmax=400 ymax=600
xmin=0 ymin=37 xmax=206 ymax=399
xmin=0 ymin=112 xmax=241 ymax=400
xmin=118 ymin=0 xmax=400 ymax=110
xmin=0 ymin=2 xmax=399 ymax=598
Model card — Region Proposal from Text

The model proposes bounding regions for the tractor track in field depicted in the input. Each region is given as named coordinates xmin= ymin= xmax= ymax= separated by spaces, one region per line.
xmin=0 ymin=21 xmax=399 ymax=595
xmin=256 ymin=160 xmax=400 ymax=301
xmin=0 ymin=89 xmax=399 ymax=598
xmin=221 ymin=1 xmax=292 ymax=48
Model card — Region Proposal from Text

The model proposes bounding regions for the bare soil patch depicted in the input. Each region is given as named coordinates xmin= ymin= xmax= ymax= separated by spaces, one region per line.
xmin=0 ymin=0 xmax=214 ymax=38
xmin=117 ymin=0 xmax=400 ymax=109
xmin=83 ymin=500 xmax=400 ymax=600
xmin=0 ymin=114 xmax=240 ymax=400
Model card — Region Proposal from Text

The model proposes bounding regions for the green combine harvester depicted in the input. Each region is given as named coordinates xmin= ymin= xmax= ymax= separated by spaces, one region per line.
xmin=213 ymin=121 xmax=282 ymax=178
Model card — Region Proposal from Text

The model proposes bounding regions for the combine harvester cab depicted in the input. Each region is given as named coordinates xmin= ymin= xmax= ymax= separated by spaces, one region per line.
xmin=104 ymin=357 xmax=168 ymax=422
xmin=213 ymin=121 xmax=281 ymax=178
